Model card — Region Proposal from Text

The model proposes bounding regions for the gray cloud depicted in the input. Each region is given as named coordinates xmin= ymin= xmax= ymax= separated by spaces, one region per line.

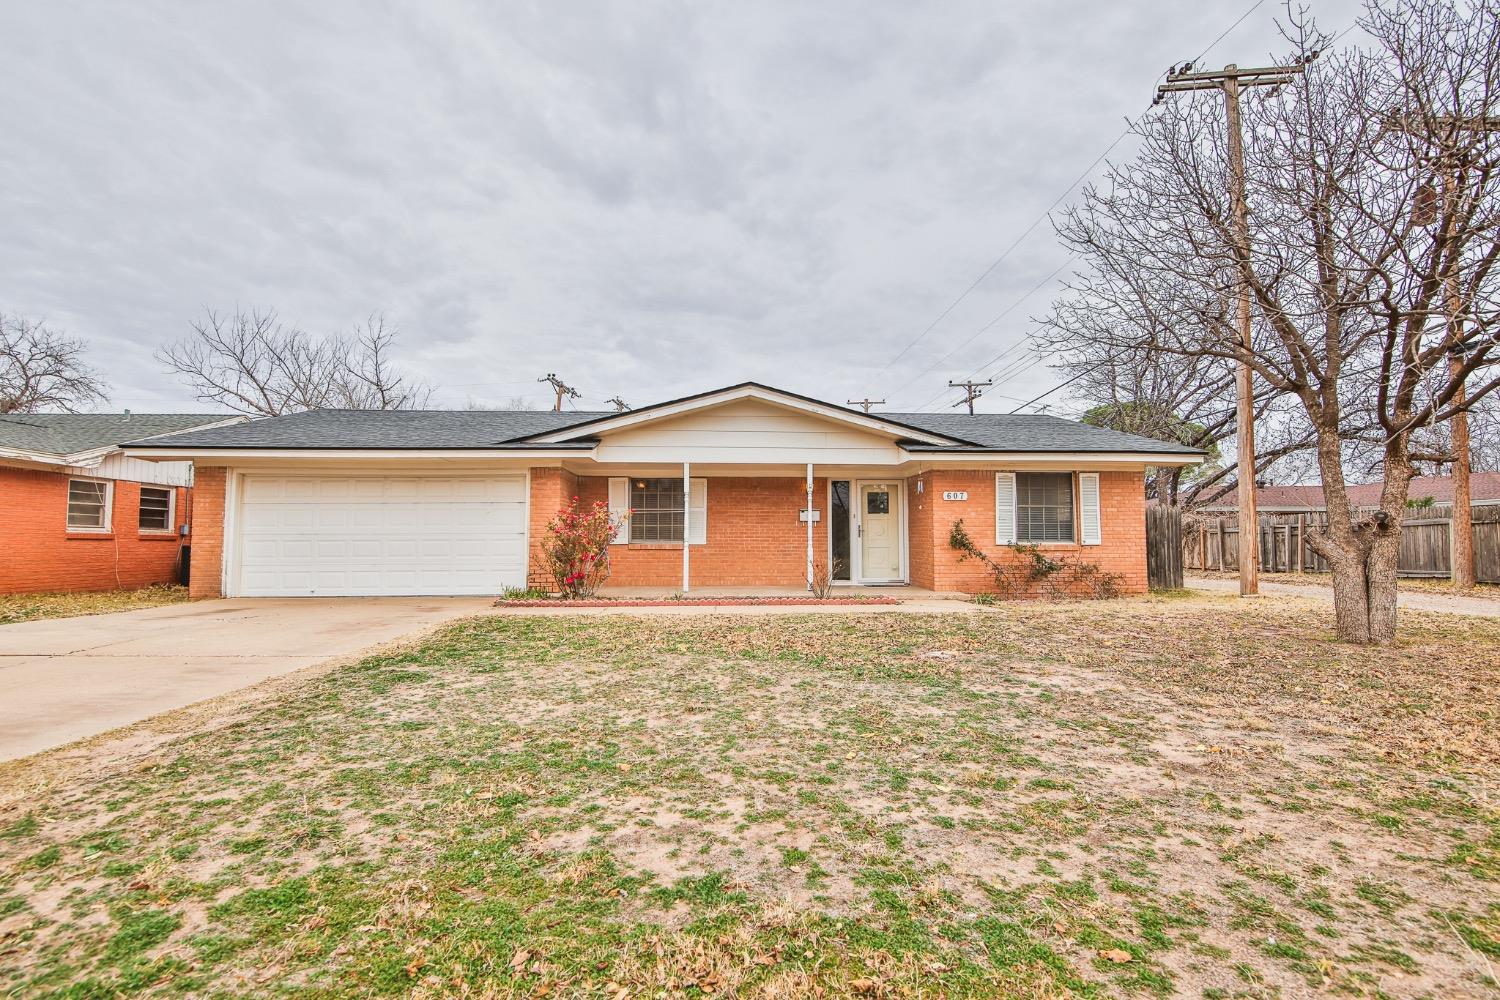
xmin=1 ymin=0 xmax=1364 ymax=415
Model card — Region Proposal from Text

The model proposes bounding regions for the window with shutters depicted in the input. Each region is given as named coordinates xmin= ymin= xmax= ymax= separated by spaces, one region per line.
xmin=67 ymin=479 xmax=111 ymax=530
xmin=139 ymin=487 xmax=175 ymax=532
xmin=629 ymin=479 xmax=685 ymax=543
xmin=1015 ymin=472 xmax=1074 ymax=543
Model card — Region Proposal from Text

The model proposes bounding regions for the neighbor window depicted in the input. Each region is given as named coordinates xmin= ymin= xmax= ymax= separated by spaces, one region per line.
xmin=1016 ymin=472 xmax=1074 ymax=543
xmin=139 ymin=487 xmax=174 ymax=532
xmin=630 ymin=478 xmax=684 ymax=543
xmin=67 ymin=479 xmax=110 ymax=530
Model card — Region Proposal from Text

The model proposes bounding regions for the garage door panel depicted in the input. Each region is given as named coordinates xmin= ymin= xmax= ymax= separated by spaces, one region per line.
xmin=237 ymin=475 xmax=528 ymax=596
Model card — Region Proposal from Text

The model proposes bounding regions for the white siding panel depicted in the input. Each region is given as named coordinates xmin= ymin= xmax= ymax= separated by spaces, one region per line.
xmin=592 ymin=398 xmax=904 ymax=465
xmin=235 ymin=474 xmax=528 ymax=596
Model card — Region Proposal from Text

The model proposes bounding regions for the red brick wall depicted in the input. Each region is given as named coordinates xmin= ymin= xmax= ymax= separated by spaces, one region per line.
xmin=907 ymin=469 xmax=1148 ymax=595
xmin=526 ymin=467 xmax=580 ymax=589
xmin=528 ymin=472 xmax=829 ymax=589
xmin=0 ymin=466 xmax=189 ymax=595
xmin=188 ymin=467 xmax=227 ymax=599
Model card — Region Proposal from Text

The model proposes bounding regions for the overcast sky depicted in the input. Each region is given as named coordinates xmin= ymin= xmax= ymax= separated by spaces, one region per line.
xmin=2 ymin=0 xmax=1364 ymax=416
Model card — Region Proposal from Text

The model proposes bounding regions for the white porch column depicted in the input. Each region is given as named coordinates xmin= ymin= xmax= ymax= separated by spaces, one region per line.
xmin=682 ymin=461 xmax=691 ymax=593
xmin=806 ymin=463 xmax=814 ymax=591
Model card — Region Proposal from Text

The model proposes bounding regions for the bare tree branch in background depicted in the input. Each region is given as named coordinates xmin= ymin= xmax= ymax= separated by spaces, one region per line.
xmin=1037 ymin=272 xmax=1320 ymax=508
xmin=157 ymin=308 xmax=432 ymax=415
xmin=0 ymin=313 xmax=109 ymax=413
xmin=463 ymin=396 xmax=539 ymax=411
xmin=1049 ymin=0 xmax=1500 ymax=644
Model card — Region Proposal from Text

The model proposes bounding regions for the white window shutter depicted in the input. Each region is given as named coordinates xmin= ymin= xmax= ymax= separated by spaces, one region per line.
xmin=688 ymin=478 xmax=707 ymax=544
xmin=608 ymin=477 xmax=629 ymax=544
xmin=995 ymin=473 xmax=1017 ymax=545
xmin=1079 ymin=473 xmax=1102 ymax=545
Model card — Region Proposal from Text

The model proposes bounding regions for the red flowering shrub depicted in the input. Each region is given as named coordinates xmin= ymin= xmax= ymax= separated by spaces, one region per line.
xmin=541 ymin=497 xmax=626 ymax=598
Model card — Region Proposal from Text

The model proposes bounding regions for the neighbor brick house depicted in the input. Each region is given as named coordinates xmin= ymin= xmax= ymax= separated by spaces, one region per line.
xmin=0 ymin=412 xmax=243 ymax=594
xmin=121 ymin=383 xmax=1202 ymax=598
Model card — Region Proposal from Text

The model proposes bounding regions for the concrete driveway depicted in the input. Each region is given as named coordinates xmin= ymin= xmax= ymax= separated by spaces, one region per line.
xmin=0 ymin=597 xmax=494 ymax=761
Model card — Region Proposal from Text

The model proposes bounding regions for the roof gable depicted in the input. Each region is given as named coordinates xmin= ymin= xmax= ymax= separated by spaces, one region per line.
xmin=523 ymin=383 xmax=969 ymax=447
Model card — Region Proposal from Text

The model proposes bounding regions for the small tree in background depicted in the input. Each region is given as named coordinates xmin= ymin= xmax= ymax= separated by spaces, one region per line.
xmin=541 ymin=498 xmax=625 ymax=599
xmin=1 ymin=313 xmax=109 ymax=413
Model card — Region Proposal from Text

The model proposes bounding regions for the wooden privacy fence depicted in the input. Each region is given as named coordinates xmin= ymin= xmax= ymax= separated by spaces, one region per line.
xmin=1145 ymin=505 xmax=1184 ymax=590
xmin=1183 ymin=504 xmax=1500 ymax=583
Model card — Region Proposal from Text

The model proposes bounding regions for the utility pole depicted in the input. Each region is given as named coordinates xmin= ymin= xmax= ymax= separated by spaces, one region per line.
xmin=1398 ymin=114 xmax=1500 ymax=591
xmin=1157 ymin=57 xmax=1310 ymax=597
xmin=537 ymin=373 xmax=580 ymax=412
xmin=846 ymin=398 xmax=885 ymax=413
xmin=605 ymin=395 xmax=630 ymax=412
xmin=947 ymin=379 xmax=992 ymax=415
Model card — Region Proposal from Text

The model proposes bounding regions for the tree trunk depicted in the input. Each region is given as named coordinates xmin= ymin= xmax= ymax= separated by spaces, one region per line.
xmin=1305 ymin=426 xmax=1408 ymax=645
xmin=1325 ymin=553 xmax=1373 ymax=644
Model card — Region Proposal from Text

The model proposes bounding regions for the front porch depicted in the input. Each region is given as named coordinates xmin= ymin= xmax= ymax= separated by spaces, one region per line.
xmin=531 ymin=467 xmax=917 ymax=593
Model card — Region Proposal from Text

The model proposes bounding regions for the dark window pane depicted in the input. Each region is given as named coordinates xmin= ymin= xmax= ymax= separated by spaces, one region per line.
xmin=67 ymin=481 xmax=108 ymax=528
xmin=830 ymin=481 xmax=851 ymax=580
xmin=866 ymin=491 xmax=889 ymax=515
xmin=630 ymin=478 xmax=685 ymax=543
xmin=1015 ymin=473 xmax=1074 ymax=542
xmin=139 ymin=488 xmax=172 ymax=530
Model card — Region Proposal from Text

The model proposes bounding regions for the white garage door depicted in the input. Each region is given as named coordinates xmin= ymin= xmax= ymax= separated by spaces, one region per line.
xmin=236 ymin=475 xmax=528 ymax=596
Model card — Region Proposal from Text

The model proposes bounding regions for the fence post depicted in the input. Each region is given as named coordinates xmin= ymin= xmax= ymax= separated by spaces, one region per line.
xmin=1218 ymin=517 xmax=1227 ymax=571
xmin=1296 ymin=514 xmax=1304 ymax=573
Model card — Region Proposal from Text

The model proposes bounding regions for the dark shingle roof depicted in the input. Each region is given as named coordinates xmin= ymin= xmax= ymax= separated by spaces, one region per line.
xmin=0 ymin=413 xmax=237 ymax=456
xmin=886 ymin=412 xmax=1202 ymax=455
xmin=128 ymin=408 xmax=613 ymax=450
xmin=132 ymin=404 xmax=1200 ymax=455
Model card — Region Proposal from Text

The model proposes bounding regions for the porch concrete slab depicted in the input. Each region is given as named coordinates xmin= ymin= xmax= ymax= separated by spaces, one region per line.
xmin=595 ymin=585 xmax=967 ymax=601
xmin=495 ymin=598 xmax=983 ymax=617
xmin=0 ymin=597 xmax=494 ymax=761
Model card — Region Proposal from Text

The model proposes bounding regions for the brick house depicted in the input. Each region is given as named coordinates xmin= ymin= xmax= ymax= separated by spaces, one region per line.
xmin=121 ymin=384 xmax=1202 ymax=598
xmin=0 ymin=412 xmax=244 ymax=594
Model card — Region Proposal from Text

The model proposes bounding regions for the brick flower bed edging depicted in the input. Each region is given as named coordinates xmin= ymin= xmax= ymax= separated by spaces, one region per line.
xmin=495 ymin=596 xmax=903 ymax=608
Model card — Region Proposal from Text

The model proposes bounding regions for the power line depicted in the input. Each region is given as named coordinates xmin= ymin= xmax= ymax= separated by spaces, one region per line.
xmin=885 ymin=260 xmax=1073 ymax=405
xmin=879 ymin=0 xmax=1276 ymax=411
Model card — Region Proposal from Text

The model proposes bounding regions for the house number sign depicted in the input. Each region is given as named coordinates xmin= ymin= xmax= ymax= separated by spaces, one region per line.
xmin=942 ymin=491 xmax=968 ymax=501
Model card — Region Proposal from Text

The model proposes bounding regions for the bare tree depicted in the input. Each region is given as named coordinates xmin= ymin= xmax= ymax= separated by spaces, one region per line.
xmin=1052 ymin=0 xmax=1500 ymax=644
xmin=0 ymin=313 xmax=109 ymax=413
xmin=1038 ymin=285 xmax=1319 ymax=507
xmin=463 ymin=396 xmax=539 ymax=411
xmin=157 ymin=308 xmax=432 ymax=415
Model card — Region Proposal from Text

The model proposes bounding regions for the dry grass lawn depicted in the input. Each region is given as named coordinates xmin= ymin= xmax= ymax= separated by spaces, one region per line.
xmin=1 ymin=594 xmax=1496 ymax=998
xmin=0 ymin=585 xmax=189 ymax=626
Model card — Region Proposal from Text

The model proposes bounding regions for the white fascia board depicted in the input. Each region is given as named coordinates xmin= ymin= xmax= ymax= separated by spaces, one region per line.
xmin=0 ymin=445 xmax=116 ymax=468
xmin=120 ymin=447 xmax=594 ymax=461
xmin=901 ymin=449 xmax=1205 ymax=466
xmin=527 ymin=385 xmax=961 ymax=447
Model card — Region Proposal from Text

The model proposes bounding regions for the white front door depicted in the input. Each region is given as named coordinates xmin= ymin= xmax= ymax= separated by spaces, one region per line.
xmin=235 ymin=475 xmax=528 ymax=596
xmin=858 ymin=482 xmax=902 ymax=582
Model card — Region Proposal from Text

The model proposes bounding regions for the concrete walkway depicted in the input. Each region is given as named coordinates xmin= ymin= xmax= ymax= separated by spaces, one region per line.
xmin=0 ymin=597 xmax=493 ymax=761
xmin=1188 ymin=576 xmax=1500 ymax=618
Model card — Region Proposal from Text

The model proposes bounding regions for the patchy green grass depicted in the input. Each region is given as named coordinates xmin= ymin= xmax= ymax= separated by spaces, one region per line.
xmin=1 ymin=596 xmax=1497 ymax=997
xmin=0 ymin=585 xmax=188 ymax=625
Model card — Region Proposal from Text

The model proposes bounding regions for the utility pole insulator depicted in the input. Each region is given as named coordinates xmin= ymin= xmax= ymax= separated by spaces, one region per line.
xmin=846 ymin=398 xmax=885 ymax=413
xmin=605 ymin=396 xmax=630 ymax=412
xmin=947 ymin=379 xmax=993 ymax=416
xmin=537 ymin=373 xmax=581 ymax=412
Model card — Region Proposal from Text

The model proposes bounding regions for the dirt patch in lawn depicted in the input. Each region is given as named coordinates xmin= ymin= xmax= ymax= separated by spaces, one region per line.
xmin=1 ymin=595 xmax=1497 ymax=998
